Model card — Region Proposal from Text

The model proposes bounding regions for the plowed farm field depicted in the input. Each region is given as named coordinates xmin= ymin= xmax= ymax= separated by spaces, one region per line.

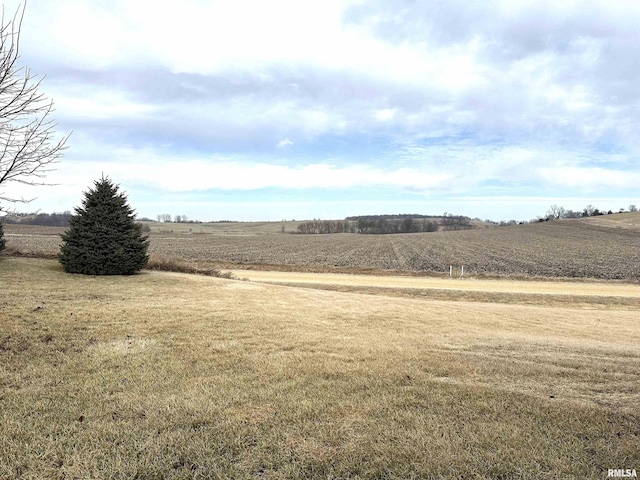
xmin=4 ymin=216 xmax=640 ymax=280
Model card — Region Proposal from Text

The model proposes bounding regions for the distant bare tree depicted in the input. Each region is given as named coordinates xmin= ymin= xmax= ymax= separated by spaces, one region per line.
xmin=629 ymin=205 xmax=637 ymax=212
xmin=546 ymin=204 xmax=566 ymax=220
xmin=582 ymin=204 xmax=596 ymax=217
xmin=157 ymin=213 xmax=172 ymax=222
xmin=564 ymin=209 xmax=581 ymax=219
xmin=173 ymin=214 xmax=189 ymax=223
xmin=0 ymin=4 xmax=69 ymax=210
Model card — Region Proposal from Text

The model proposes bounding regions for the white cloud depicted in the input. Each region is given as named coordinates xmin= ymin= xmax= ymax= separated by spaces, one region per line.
xmin=3 ymin=0 xmax=640 ymax=221
xmin=277 ymin=138 xmax=293 ymax=148
xmin=55 ymin=89 xmax=157 ymax=121
xmin=27 ymin=139 xmax=640 ymax=201
xmin=536 ymin=166 xmax=640 ymax=190
xmin=375 ymin=108 xmax=395 ymax=122
xmin=110 ymin=158 xmax=454 ymax=193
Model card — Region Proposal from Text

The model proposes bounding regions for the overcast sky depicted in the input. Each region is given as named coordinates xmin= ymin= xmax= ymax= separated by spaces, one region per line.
xmin=2 ymin=0 xmax=639 ymax=221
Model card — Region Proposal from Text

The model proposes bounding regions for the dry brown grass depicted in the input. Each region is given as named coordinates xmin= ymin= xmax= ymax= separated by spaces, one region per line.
xmin=228 ymin=269 xmax=640 ymax=296
xmin=146 ymin=255 xmax=235 ymax=278
xmin=1 ymin=257 xmax=639 ymax=478
xmin=229 ymin=270 xmax=640 ymax=309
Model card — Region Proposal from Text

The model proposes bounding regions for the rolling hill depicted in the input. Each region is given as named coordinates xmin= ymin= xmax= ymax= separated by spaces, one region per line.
xmin=4 ymin=212 xmax=640 ymax=280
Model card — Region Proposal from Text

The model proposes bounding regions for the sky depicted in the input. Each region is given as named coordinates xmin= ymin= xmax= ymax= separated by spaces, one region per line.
xmin=1 ymin=0 xmax=639 ymax=222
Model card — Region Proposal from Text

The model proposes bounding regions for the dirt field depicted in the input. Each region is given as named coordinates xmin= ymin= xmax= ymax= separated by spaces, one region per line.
xmin=4 ymin=213 xmax=640 ymax=279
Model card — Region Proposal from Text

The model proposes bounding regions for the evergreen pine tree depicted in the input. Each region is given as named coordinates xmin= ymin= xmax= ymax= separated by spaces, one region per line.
xmin=0 ymin=221 xmax=5 ymax=252
xmin=59 ymin=176 xmax=149 ymax=275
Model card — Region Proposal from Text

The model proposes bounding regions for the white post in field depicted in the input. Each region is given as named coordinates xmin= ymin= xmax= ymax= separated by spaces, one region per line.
xmin=461 ymin=264 xmax=464 ymax=277
xmin=449 ymin=265 xmax=452 ymax=277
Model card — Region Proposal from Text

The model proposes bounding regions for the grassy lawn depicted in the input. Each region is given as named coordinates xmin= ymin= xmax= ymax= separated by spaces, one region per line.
xmin=1 ymin=258 xmax=638 ymax=479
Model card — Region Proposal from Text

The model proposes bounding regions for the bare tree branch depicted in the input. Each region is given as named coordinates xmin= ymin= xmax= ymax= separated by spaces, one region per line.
xmin=0 ymin=2 xmax=69 ymax=211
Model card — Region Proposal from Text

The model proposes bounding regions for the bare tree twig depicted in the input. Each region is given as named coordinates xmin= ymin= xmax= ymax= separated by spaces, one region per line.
xmin=0 ymin=2 xmax=69 ymax=211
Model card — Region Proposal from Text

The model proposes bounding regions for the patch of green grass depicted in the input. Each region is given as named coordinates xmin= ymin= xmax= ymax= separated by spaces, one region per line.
xmin=1 ymin=258 xmax=638 ymax=479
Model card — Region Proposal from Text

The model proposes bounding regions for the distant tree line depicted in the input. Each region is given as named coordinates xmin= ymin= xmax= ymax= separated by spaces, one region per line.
xmin=5 ymin=203 xmax=637 ymax=232
xmin=350 ymin=217 xmax=440 ymax=234
xmin=156 ymin=213 xmax=204 ymax=223
xmin=1 ymin=211 xmax=73 ymax=226
xmin=490 ymin=203 xmax=639 ymax=226
xmin=297 ymin=219 xmax=348 ymax=234
xmin=541 ymin=204 xmax=638 ymax=222
xmin=296 ymin=214 xmax=471 ymax=234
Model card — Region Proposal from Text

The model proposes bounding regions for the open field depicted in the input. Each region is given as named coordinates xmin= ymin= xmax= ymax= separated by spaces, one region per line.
xmin=1 ymin=257 xmax=639 ymax=478
xmin=583 ymin=212 xmax=640 ymax=229
xmin=5 ymin=213 xmax=640 ymax=280
xmin=144 ymin=220 xmax=308 ymax=235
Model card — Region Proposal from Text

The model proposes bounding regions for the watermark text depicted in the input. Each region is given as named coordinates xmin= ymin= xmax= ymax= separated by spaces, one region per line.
xmin=608 ymin=469 xmax=637 ymax=478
